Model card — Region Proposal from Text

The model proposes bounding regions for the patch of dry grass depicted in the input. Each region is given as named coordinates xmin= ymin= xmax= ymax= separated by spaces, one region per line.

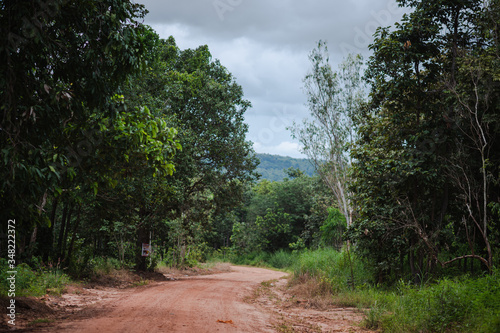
xmin=156 ymin=262 xmax=232 ymax=278
xmin=199 ymin=261 xmax=232 ymax=273
xmin=287 ymin=273 xmax=336 ymax=311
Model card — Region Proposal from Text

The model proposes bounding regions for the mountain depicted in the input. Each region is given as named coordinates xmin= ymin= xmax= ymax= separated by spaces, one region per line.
xmin=255 ymin=153 xmax=315 ymax=182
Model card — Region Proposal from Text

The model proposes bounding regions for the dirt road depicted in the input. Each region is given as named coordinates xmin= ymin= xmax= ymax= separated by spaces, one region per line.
xmin=49 ymin=266 xmax=287 ymax=333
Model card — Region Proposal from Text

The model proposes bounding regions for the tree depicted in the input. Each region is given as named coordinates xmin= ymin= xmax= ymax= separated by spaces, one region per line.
xmin=348 ymin=0 xmax=500 ymax=281
xmin=0 ymin=0 xmax=158 ymax=258
xmin=445 ymin=0 xmax=500 ymax=271
xmin=230 ymin=174 xmax=328 ymax=253
xmin=121 ymin=35 xmax=258 ymax=266
xmin=290 ymin=41 xmax=365 ymax=228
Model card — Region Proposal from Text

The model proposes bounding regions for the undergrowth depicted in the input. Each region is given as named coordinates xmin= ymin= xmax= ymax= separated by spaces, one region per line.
xmin=0 ymin=258 xmax=71 ymax=297
xmin=214 ymin=247 xmax=500 ymax=333
xmin=371 ymin=273 xmax=500 ymax=333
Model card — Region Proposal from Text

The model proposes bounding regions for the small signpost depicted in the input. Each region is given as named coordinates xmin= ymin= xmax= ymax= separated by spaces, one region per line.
xmin=141 ymin=243 xmax=151 ymax=257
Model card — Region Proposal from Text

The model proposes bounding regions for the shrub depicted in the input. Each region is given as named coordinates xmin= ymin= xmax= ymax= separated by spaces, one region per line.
xmin=291 ymin=247 xmax=373 ymax=293
xmin=0 ymin=258 xmax=71 ymax=297
xmin=267 ymin=250 xmax=296 ymax=269
xmin=374 ymin=273 xmax=500 ymax=332
xmin=87 ymin=257 xmax=122 ymax=276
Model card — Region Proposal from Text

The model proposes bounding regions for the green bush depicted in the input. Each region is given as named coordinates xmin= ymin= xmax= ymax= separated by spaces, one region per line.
xmin=0 ymin=259 xmax=71 ymax=297
xmin=230 ymin=251 xmax=271 ymax=267
xmin=267 ymin=250 xmax=297 ymax=269
xmin=291 ymin=247 xmax=373 ymax=293
xmin=373 ymin=272 xmax=500 ymax=332
xmin=206 ymin=247 xmax=235 ymax=263
xmin=87 ymin=257 xmax=122 ymax=276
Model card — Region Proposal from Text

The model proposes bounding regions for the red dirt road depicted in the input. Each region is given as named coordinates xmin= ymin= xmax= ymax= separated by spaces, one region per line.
xmin=50 ymin=266 xmax=287 ymax=333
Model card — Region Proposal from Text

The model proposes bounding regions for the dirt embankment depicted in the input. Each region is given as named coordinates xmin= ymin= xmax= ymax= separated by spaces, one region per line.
xmin=3 ymin=265 xmax=371 ymax=332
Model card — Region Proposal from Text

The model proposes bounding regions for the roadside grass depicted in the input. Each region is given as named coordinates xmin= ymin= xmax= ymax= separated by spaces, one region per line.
xmin=28 ymin=318 xmax=55 ymax=326
xmin=370 ymin=273 xmax=500 ymax=333
xmin=87 ymin=257 xmax=124 ymax=276
xmin=156 ymin=260 xmax=232 ymax=276
xmin=219 ymin=249 xmax=298 ymax=271
xmin=198 ymin=261 xmax=232 ymax=272
xmin=290 ymin=250 xmax=500 ymax=333
xmin=217 ymin=248 xmax=500 ymax=333
xmin=0 ymin=259 xmax=71 ymax=297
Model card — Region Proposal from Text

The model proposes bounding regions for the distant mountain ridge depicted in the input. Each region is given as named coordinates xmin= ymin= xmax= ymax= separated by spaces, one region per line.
xmin=255 ymin=153 xmax=315 ymax=182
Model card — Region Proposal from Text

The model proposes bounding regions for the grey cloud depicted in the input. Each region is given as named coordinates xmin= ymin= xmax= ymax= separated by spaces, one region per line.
xmin=136 ymin=0 xmax=407 ymax=158
xmin=138 ymin=0 xmax=401 ymax=52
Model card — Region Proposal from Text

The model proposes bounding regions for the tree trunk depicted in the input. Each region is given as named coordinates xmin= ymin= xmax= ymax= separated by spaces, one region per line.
xmin=135 ymin=224 xmax=149 ymax=271
xmin=61 ymin=204 xmax=73 ymax=260
xmin=39 ymin=197 xmax=59 ymax=261
xmin=57 ymin=200 xmax=69 ymax=260
xmin=409 ymin=246 xmax=418 ymax=284
xmin=65 ymin=204 xmax=81 ymax=266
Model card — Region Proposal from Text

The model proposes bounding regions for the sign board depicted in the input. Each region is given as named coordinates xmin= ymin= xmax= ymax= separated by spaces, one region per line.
xmin=141 ymin=243 xmax=151 ymax=257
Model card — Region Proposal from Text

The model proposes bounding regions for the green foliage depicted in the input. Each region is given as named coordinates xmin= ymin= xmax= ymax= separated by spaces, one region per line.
xmin=319 ymin=208 xmax=347 ymax=249
xmin=291 ymin=248 xmax=373 ymax=293
xmin=230 ymin=249 xmax=297 ymax=270
xmin=267 ymin=250 xmax=296 ymax=269
xmin=254 ymin=206 xmax=293 ymax=252
xmin=289 ymin=237 xmax=306 ymax=253
xmin=231 ymin=175 xmax=329 ymax=254
xmin=0 ymin=259 xmax=71 ymax=297
xmin=348 ymin=0 xmax=500 ymax=281
xmin=1 ymin=0 xmax=151 ymax=243
xmin=230 ymin=251 xmax=272 ymax=267
xmin=163 ymin=243 xmax=206 ymax=268
xmin=87 ymin=257 xmax=123 ymax=276
xmin=124 ymin=35 xmax=259 ymax=269
xmin=369 ymin=273 xmax=500 ymax=333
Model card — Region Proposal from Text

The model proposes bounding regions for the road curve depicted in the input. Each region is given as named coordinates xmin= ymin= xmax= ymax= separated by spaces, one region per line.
xmin=52 ymin=266 xmax=287 ymax=333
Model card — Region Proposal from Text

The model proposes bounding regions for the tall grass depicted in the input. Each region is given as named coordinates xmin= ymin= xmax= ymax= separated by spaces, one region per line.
xmin=230 ymin=251 xmax=272 ymax=267
xmin=267 ymin=249 xmax=297 ymax=269
xmin=227 ymin=249 xmax=299 ymax=269
xmin=373 ymin=273 xmax=500 ymax=333
xmin=0 ymin=259 xmax=71 ymax=297
xmin=228 ymin=248 xmax=500 ymax=333
xmin=291 ymin=247 xmax=373 ymax=293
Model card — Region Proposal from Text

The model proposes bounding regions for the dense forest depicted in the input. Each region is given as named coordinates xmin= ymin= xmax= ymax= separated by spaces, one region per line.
xmin=0 ymin=0 xmax=258 ymax=272
xmin=1 ymin=2 xmax=500 ymax=330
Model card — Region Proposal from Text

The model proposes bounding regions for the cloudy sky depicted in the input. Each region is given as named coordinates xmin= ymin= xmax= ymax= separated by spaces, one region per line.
xmin=137 ymin=0 xmax=407 ymax=158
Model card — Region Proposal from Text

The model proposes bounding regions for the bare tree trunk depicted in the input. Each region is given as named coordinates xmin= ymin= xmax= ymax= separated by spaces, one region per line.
xmin=65 ymin=204 xmax=81 ymax=266
xmin=57 ymin=200 xmax=69 ymax=260
xmin=61 ymin=204 xmax=73 ymax=260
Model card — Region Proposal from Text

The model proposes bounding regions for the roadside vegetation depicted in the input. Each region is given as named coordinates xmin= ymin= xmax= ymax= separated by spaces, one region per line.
xmin=0 ymin=258 xmax=71 ymax=297
xmin=209 ymin=248 xmax=500 ymax=333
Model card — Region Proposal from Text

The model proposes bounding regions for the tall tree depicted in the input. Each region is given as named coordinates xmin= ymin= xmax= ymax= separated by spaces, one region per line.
xmin=290 ymin=41 xmax=365 ymax=228
xmin=348 ymin=0 xmax=499 ymax=281
xmin=122 ymin=35 xmax=259 ymax=266
xmin=0 ymin=0 xmax=153 ymax=256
